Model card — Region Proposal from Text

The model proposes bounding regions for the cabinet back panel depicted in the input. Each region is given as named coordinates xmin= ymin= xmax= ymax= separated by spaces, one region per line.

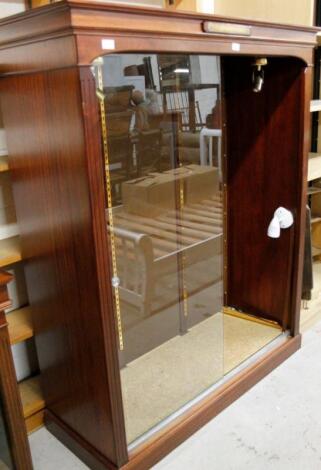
xmin=225 ymin=57 xmax=305 ymax=327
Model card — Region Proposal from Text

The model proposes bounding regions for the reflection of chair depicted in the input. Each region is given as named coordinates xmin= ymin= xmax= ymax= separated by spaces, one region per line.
xmin=163 ymin=90 xmax=203 ymax=132
xmin=113 ymin=226 xmax=154 ymax=318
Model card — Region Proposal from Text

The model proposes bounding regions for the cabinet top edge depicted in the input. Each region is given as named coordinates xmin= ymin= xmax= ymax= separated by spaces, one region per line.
xmin=0 ymin=0 xmax=318 ymax=64
xmin=0 ymin=0 xmax=319 ymax=33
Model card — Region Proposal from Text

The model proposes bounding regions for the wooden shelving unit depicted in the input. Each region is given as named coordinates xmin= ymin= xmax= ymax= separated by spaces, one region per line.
xmin=6 ymin=307 xmax=45 ymax=433
xmin=308 ymin=102 xmax=321 ymax=264
xmin=311 ymin=216 xmax=321 ymax=224
xmin=0 ymin=236 xmax=22 ymax=267
xmin=18 ymin=375 xmax=45 ymax=434
xmin=0 ymin=154 xmax=9 ymax=173
xmin=2 ymin=252 xmax=45 ymax=433
xmin=7 ymin=306 xmax=34 ymax=345
xmin=0 ymin=129 xmax=45 ymax=436
xmin=312 ymin=246 xmax=321 ymax=257
xmin=308 ymin=153 xmax=321 ymax=181
xmin=308 ymin=11 xmax=321 ymax=276
xmin=307 ymin=185 xmax=321 ymax=195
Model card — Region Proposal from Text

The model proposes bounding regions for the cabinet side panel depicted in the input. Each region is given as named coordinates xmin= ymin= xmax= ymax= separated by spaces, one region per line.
xmin=0 ymin=68 xmax=119 ymax=463
xmin=225 ymin=57 xmax=305 ymax=327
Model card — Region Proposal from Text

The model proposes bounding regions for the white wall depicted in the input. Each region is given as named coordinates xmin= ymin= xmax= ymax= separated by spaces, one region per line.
xmin=94 ymin=0 xmax=163 ymax=6
xmin=166 ymin=0 xmax=315 ymax=26
xmin=0 ymin=0 xmax=25 ymax=17
xmin=214 ymin=0 xmax=315 ymax=26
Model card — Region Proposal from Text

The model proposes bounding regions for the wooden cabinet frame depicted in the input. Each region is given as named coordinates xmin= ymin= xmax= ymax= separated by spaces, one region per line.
xmin=0 ymin=2 xmax=317 ymax=469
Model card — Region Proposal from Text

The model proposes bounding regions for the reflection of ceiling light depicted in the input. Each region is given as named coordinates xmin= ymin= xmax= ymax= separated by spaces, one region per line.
xmin=174 ymin=68 xmax=189 ymax=73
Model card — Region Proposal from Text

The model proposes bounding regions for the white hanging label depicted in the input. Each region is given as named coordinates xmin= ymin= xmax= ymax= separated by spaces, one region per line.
xmin=232 ymin=42 xmax=241 ymax=51
xmin=102 ymin=39 xmax=115 ymax=50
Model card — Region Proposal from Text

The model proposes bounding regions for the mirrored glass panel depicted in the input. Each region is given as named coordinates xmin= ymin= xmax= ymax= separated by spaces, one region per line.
xmin=92 ymin=53 xmax=224 ymax=444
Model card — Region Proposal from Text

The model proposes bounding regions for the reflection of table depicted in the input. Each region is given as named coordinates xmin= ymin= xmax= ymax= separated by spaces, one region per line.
xmin=108 ymin=193 xmax=223 ymax=323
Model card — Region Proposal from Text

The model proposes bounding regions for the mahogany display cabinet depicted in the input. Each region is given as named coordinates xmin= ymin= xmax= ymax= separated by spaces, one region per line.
xmin=0 ymin=2 xmax=317 ymax=469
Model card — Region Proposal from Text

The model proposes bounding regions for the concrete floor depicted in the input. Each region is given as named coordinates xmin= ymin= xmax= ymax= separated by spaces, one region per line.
xmin=29 ymin=319 xmax=321 ymax=469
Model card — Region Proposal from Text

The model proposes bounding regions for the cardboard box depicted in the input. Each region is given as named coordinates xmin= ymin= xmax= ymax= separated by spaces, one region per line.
xmin=122 ymin=165 xmax=220 ymax=217
xmin=184 ymin=164 xmax=220 ymax=203
xmin=122 ymin=174 xmax=177 ymax=217
xmin=164 ymin=165 xmax=220 ymax=204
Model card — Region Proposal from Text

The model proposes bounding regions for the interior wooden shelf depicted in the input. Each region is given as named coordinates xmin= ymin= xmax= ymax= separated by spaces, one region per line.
xmin=307 ymin=186 xmax=321 ymax=196
xmin=7 ymin=306 xmax=33 ymax=345
xmin=310 ymin=100 xmax=321 ymax=112
xmin=19 ymin=375 xmax=45 ymax=434
xmin=312 ymin=246 xmax=321 ymax=257
xmin=0 ymin=235 xmax=22 ymax=267
xmin=0 ymin=154 xmax=9 ymax=173
xmin=308 ymin=153 xmax=321 ymax=181
xmin=311 ymin=216 xmax=321 ymax=225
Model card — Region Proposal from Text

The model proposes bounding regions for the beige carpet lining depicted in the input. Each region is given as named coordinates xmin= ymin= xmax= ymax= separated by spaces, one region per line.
xmin=121 ymin=312 xmax=281 ymax=444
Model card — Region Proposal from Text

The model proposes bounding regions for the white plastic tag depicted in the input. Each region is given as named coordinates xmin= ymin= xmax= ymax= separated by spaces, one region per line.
xmin=101 ymin=39 xmax=115 ymax=50
xmin=232 ymin=42 xmax=241 ymax=51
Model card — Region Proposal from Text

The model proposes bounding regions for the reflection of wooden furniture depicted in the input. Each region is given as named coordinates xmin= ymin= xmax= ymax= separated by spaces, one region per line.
xmin=305 ymin=36 xmax=321 ymax=299
xmin=0 ymin=3 xmax=316 ymax=470
xmin=0 ymin=271 xmax=33 ymax=469
xmin=135 ymin=129 xmax=162 ymax=175
xmin=112 ymin=193 xmax=223 ymax=320
xmin=0 ymin=178 xmax=45 ymax=434
xmin=105 ymin=86 xmax=134 ymax=200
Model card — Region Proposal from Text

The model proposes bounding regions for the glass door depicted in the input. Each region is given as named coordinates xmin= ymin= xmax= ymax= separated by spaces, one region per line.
xmin=92 ymin=53 xmax=224 ymax=445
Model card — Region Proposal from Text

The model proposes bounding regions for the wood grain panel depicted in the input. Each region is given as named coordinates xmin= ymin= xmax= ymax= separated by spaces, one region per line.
xmin=0 ymin=2 xmax=70 ymax=47
xmin=0 ymin=36 xmax=77 ymax=75
xmin=0 ymin=67 xmax=124 ymax=466
xmin=76 ymin=33 xmax=314 ymax=70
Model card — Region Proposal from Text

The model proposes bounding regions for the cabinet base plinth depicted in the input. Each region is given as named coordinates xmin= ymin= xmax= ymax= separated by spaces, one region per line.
xmin=45 ymin=334 xmax=301 ymax=470
xmin=45 ymin=411 xmax=118 ymax=470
